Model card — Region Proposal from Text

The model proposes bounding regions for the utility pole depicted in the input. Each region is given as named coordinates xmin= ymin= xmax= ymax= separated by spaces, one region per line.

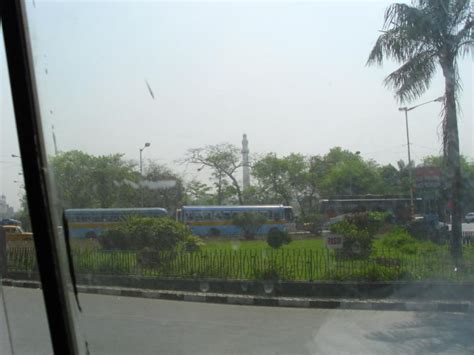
xmin=139 ymin=142 xmax=151 ymax=207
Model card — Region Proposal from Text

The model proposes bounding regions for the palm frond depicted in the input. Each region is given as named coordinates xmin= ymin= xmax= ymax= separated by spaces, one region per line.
xmin=383 ymin=51 xmax=437 ymax=103
xmin=448 ymin=0 xmax=472 ymax=32
xmin=454 ymin=16 xmax=474 ymax=55
xmin=367 ymin=28 xmax=431 ymax=65
xmin=367 ymin=3 xmax=439 ymax=66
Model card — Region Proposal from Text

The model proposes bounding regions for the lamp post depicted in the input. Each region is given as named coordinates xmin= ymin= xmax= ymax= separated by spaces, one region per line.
xmin=139 ymin=142 xmax=151 ymax=207
xmin=398 ymin=96 xmax=444 ymax=218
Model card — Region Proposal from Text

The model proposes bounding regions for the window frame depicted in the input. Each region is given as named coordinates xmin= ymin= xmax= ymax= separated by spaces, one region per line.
xmin=1 ymin=1 xmax=82 ymax=354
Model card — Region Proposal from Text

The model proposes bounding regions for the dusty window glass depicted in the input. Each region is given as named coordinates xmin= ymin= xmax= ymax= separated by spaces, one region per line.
xmin=0 ymin=24 xmax=54 ymax=355
xmin=8 ymin=0 xmax=474 ymax=354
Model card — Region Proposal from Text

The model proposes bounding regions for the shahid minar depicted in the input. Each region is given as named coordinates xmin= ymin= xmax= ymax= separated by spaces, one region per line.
xmin=242 ymin=134 xmax=250 ymax=191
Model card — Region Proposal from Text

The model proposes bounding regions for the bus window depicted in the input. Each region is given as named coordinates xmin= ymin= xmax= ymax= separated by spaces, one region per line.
xmin=267 ymin=210 xmax=273 ymax=220
xmin=273 ymin=210 xmax=282 ymax=220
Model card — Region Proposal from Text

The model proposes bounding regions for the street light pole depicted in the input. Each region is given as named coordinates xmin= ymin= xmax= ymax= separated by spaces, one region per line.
xmin=398 ymin=96 xmax=444 ymax=219
xmin=139 ymin=142 xmax=151 ymax=207
xmin=399 ymin=107 xmax=415 ymax=217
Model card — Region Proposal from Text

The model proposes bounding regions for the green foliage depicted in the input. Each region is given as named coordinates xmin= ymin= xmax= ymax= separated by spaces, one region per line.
xmin=367 ymin=0 xmax=473 ymax=262
xmin=184 ymin=180 xmax=214 ymax=205
xmin=252 ymin=153 xmax=313 ymax=207
xmin=51 ymin=150 xmax=137 ymax=209
xmin=376 ymin=228 xmax=440 ymax=255
xmin=97 ymin=216 xmax=191 ymax=251
xmin=50 ymin=150 xmax=185 ymax=211
xmin=318 ymin=148 xmax=382 ymax=197
xmin=324 ymin=265 xmax=413 ymax=282
xmin=184 ymin=143 xmax=244 ymax=204
xmin=330 ymin=212 xmax=386 ymax=259
xmin=141 ymin=161 xmax=185 ymax=212
xmin=182 ymin=235 xmax=205 ymax=252
xmin=232 ymin=212 xmax=267 ymax=240
xmin=406 ymin=219 xmax=450 ymax=245
xmin=368 ymin=211 xmax=392 ymax=224
xmin=331 ymin=220 xmax=373 ymax=259
xmin=97 ymin=229 xmax=130 ymax=251
xmin=266 ymin=228 xmax=292 ymax=249
xmin=300 ymin=212 xmax=325 ymax=234
xmin=421 ymin=155 xmax=474 ymax=217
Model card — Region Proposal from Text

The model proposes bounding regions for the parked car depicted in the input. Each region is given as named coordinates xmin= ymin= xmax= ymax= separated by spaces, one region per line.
xmin=0 ymin=218 xmax=21 ymax=226
xmin=465 ymin=212 xmax=474 ymax=223
xmin=1 ymin=225 xmax=33 ymax=241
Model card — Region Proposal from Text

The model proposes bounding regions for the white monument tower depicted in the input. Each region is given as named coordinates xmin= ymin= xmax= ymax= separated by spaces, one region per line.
xmin=242 ymin=134 xmax=250 ymax=190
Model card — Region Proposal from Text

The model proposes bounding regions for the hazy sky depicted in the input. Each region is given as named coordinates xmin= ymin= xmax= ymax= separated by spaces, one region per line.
xmin=1 ymin=0 xmax=473 ymax=210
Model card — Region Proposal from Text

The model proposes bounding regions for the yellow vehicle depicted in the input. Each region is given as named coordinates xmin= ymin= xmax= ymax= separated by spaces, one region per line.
xmin=1 ymin=225 xmax=33 ymax=241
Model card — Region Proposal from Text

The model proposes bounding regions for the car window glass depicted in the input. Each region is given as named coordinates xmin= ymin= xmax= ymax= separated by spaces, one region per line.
xmin=7 ymin=1 xmax=474 ymax=354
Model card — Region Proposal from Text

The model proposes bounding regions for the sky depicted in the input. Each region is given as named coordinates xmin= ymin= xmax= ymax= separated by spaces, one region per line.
xmin=1 ymin=0 xmax=473 ymax=210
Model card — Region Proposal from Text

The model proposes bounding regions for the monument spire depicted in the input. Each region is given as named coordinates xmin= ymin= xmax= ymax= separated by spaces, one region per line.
xmin=242 ymin=134 xmax=250 ymax=190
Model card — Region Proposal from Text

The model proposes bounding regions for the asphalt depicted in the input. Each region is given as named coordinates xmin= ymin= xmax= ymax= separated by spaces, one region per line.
xmin=2 ymin=286 xmax=474 ymax=355
xmin=3 ymin=278 xmax=473 ymax=314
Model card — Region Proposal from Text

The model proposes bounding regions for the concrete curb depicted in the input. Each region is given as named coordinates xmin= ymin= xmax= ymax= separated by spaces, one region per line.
xmin=2 ymin=279 xmax=472 ymax=313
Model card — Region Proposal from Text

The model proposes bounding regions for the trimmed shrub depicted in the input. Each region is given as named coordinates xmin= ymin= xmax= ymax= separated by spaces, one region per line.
xmin=330 ymin=212 xmax=386 ymax=259
xmin=376 ymin=228 xmax=440 ymax=255
xmin=232 ymin=212 xmax=267 ymax=240
xmin=97 ymin=216 xmax=191 ymax=252
xmin=266 ymin=228 xmax=292 ymax=249
xmin=182 ymin=235 xmax=205 ymax=252
xmin=331 ymin=220 xmax=372 ymax=259
xmin=97 ymin=229 xmax=131 ymax=251
xmin=406 ymin=219 xmax=449 ymax=245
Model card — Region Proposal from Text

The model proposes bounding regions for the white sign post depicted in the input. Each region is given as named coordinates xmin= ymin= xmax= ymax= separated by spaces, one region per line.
xmin=324 ymin=233 xmax=344 ymax=249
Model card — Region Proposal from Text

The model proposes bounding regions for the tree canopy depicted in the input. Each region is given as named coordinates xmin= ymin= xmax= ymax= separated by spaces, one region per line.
xmin=367 ymin=0 xmax=473 ymax=263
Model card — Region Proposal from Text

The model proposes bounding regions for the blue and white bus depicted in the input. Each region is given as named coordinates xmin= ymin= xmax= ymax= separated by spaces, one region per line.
xmin=176 ymin=205 xmax=295 ymax=237
xmin=65 ymin=208 xmax=168 ymax=238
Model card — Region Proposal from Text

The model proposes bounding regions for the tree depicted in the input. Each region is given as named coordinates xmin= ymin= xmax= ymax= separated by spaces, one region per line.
xmin=252 ymin=153 xmax=318 ymax=218
xmin=379 ymin=164 xmax=403 ymax=195
xmin=142 ymin=161 xmax=185 ymax=213
xmin=232 ymin=212 xmax=266 ymax=240
xmin=317 ymin=148 xmax=382 ymax=197
xmin=184 ymin=143 xmax=244 ymax=204
xmin=183 ymin=180 xmax=214 ymax=205
xmin=51 ymin=150 xmax=137 ymax=208
xmin=421 ymin=155 xmax=474 ymax=217
xmin=367 ymin=0 xmax=473 ymax=264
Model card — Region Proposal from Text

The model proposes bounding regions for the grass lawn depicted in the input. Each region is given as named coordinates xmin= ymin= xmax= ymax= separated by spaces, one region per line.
xmin=8 ymin=235 xmax=474 ymax=282
xmin=202 ymin=238 xmax=325 ymax=251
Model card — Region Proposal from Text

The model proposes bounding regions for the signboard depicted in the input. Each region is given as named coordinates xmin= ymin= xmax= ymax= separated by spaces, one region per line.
xmin=415 ymin=167 xmax=441 ymax=189
xmin=325 ymin=234 xmax=344 ymax=249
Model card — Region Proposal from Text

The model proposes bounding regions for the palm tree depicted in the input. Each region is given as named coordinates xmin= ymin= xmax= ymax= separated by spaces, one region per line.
xmin=367 ymin=0 xmax=473 ymax=265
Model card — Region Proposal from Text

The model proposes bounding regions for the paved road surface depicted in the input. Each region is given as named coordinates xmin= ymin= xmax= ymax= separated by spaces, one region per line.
xmin=462 ymin=223 xmax=474 ymax=232
xmin=1 ymin=286 xmax=474 ymax=354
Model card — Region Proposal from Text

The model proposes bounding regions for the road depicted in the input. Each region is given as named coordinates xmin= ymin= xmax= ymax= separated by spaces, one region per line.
xmin=462 ymin=223 xmax=474 ymax=232
xmin=446 ymin=223 xmax=474 ymax=233
xmin=1 ymin=287 xmax=474 ymax=355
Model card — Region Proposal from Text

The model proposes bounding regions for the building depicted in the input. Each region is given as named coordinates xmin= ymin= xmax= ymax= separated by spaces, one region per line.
xmin=0 ymin=194 xmax=15 ymax=218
